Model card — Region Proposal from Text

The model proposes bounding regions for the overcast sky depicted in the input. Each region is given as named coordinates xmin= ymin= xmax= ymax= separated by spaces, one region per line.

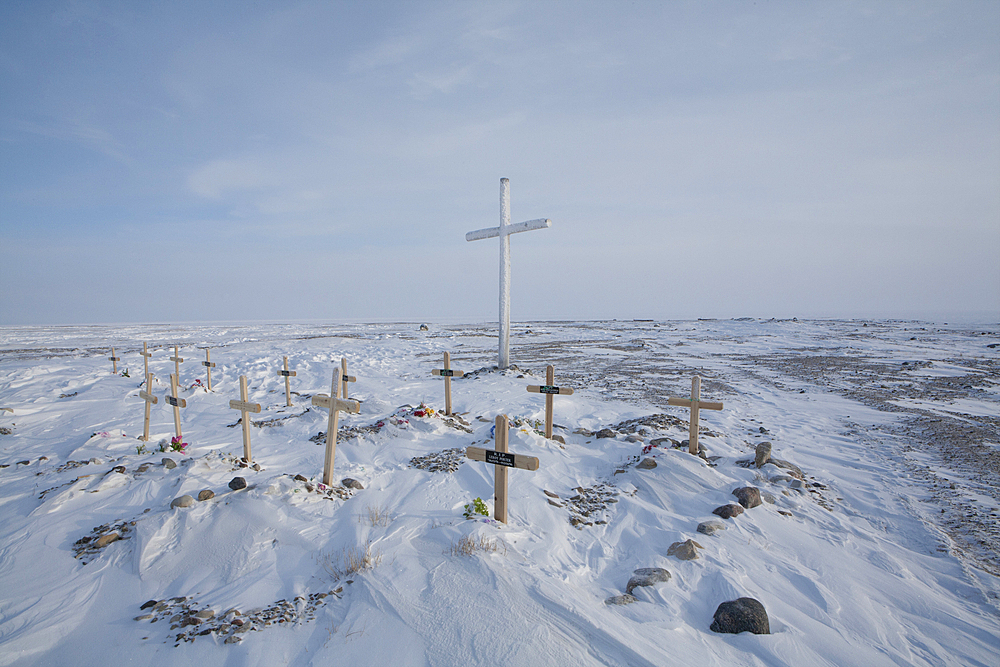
xmin=1 ymin=0 xmax=997 ymax=326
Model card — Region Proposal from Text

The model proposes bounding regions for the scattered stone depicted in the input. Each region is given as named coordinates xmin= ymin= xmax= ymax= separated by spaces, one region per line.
xmin=625 ymin=567 xmax=671 ymax=594
xmin=229 ymin=477 xmax=247 ymax=491
xmin=543 ymin=490 xmax=560 ymax=498
xmin=341 ymin=478 xmax=364 ymax=490
xmin=140 ymin=600 xmax=158 ymax=611
xmin=573 ymin=428 xmax=593 ymax=436
xmin=294 ymin=474 xmax=307 ymax=482
xmin=649 ymin=437 xmax=678 ymax=447
xmin=710 ymin=597 xmax=770 ymax=635
xmin=409 ymin=448 xmax=465 ymax=473
xmin=564 ymin=483 xmax=620 ymax=528
xmin=667 ymin=539 xmax=704 ymax=560
xmin=111 ymin=465 xmax=126 ymax=474
xmin=171 ymin=495 xmax=195 ymax=509
xmin=134 ymin=614 xmax=153 ymax=621
xmin=595 ymin=428 xmax=616 ymax=439
xmin=195 ymin=609 xmax=215 ymax=619
xmin=197 ymin=490 xmax=215 ymax=501
xmin=604 ymin=594 xmax=639 ymax=606
xmin=418 ymin=324 xmax=429 ymax=331
xmin=625 ymin=434 xmax=644 ymax=443
xmin=760 ymin=491 xmax=776 ymax=504
xmin=697 ymin=520 xmax=727 ymax=536
xmin=733 ymin=487 xmax=762 ymax=509
xmin=16 ymin=460 xmax=30 ymax=466
xmin=547 ymin=498 xmax=564 ymax=507
xmin=162 ymin=458 xmax=177 ymax=469
xmin=770 ymin=458 xmax=804 ymax=480
xmin=712 ymin=504 xmax=744 ymax=519
xmin=754 ymin=442 xmax=772 ymax=468
xmin=635 ymin=458 xmax=657 ymax=470
xmin=95 ymin=532 xmax=121 ymax=548
xmin=551 ymin=434 xmax=566 ymax=445
xmin=136 ymin=463 xmax=151 ymax=473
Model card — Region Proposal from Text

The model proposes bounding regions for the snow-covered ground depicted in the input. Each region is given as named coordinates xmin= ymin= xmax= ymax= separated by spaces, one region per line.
xmin=0 ymin=319 xmax=997 ymax=666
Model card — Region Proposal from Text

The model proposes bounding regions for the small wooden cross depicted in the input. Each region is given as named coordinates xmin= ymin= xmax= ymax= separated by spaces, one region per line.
xmin=466 ymin=414 xmax=540 ymax=524
xmin=166 ymin=373 xmax=187 ymax=440
xmin=108 ymin=347 xmax=120 ymax=374
xmin=526 ymin=364 xmax=575 ymax=439
xmin=667 ymin=376 xmax=723 ymax=454
xmin=432 ymin=351 xmax=465 ymax=415
xmin=229 ymin=375 xmax=261 ymax=462
xmin=170 ymin=346 xmax=184 ymax=382
xmin=140 ymin=342 xmax=152 ymax=386
xmin=278 ymin=356 xmax=297 ymax=407
xmin=138 ymin=372 xmax=158 ymax=442
xmin=340 ymin=357 xmax=356 ymax=399
xmin=201 ymin=348 xmax=216 ymax=390
xmin=312 ymin=368 xmax=361 ymax=486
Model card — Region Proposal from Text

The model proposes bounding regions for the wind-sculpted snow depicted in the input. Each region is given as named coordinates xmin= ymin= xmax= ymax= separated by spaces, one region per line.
xmin=0 ymin=319 xmax=997 ymax=666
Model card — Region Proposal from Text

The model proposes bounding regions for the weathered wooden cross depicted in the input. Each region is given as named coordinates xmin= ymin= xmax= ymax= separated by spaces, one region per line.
xmin=340 ymin=357 xmax=356 ymax=399
xmin=278 ymin=356 xmax=296 ymax=407
xmin=526 ymin=364 xmax=575 ymax=439
xmin=312 ymin=368 xmax=361 ymax=486
xmin=466 ymin=414 xmax=540 ymax=524
xmin=229 ymin=375 xmax=261 ymax=462
xmin=466 ymin=178 xmax=552 ymax=369
xmin=138 ymin=372 xmax=158 ymax=442
xmin=166 ymin=373 xmax=187 ymax=440
xmin=431 ymin=351 xmax=464 ymax=415
xmin=667 ymin=376 xmax=723 ymax=454
xmin=201 ymin=348 xmax=216 ymax=390
xmin=170 ymin=346 xmax=184 ymax=382
xmin=140 ymin=342 xmax=152 ymax=387
xmin=108 ymin=347 xmax=120 ymax=374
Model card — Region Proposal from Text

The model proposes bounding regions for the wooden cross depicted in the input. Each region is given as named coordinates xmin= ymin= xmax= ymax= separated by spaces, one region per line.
xmin=140 ymin=342 xmax=152 ymax=387
xmin=432 ymin=351 xmax=464 ymax=415
xmin=108 ymin=347 xmax=120 ymax=374
xmin=278 ymin=356 xmax=296 ymax=407
xmin=170 ymin=346 xmax=184 ymax=382
xmin=138 ymin=372 xmax=158 ymax=442
xmin=526 ymin=364 xmax=575 ymax=439
xmin=201 ymin=348 xmax=216 ymax=390
xmin=466 ymin=178 xmax=552 ymax=369
xmin=311 ymin=368 xmax=360 ymax=486
xmin=667 ymin=376 xmax=723 ymax=454
xmin=340 ymin=357 xmax=356 ymax=399
xmin=466 ymin=414 xmax=540 ymax=524
xmin=166 ymin=373 xmax=187 ymax=440
xmin=229 ymin=375 xmax=261 ymax=462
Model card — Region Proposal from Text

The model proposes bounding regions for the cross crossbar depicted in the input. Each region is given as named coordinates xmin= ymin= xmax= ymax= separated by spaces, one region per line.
xmin=465 ymin=217 xmax=551 ymax=242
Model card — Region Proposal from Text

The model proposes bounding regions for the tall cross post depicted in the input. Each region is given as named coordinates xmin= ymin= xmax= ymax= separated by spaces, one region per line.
xmin=526 ymin=364 xmax=575 ymax=439
xmin=166 ymin=373 xmax=187 ymax=440
xmin=140 ymin=342 xmax=152 ymax=387
xmin=108 ymin=347 xmax=120 ymax=374
xmin=312 ymin=369 xmax=361 ymax=486
xmin=229 ymin=375 xmax=261 ymax=462
xmin=667 ymin=376 xmax=723 ymax=454
xmin=138 ymin=372 xmax=158 ymax=442
xmin=340 ymin=357 xmax=356 ymax=400
xmin=279 ymin=356 xmax=296 ymax=407
xmin=466 ymin=178 xmax=551 ymax=369
xmin=432 ymin=351 xmax=465 ymax=415
xmin=202 ymin=348 xmax=216 ymax=390
xmin=170 ymin=346 xmax=184 ymax=382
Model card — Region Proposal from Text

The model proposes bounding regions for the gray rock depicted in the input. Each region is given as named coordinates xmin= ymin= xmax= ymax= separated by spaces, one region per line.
xmin=636 ymin=458 xmax=657 ymax=470
xmin=112 ymin=465 xmax=126 ymax=474
xmin=195 ymin=609 xmax=215 ymax=619
xmin=225 ymin=635 xmax=242 ymax=644
xmin=162 ymin=458 xmax=177 ymax=469
xmin=754 ymin=442 xmax=772 ymax=468
xmin=604 ymin=594 xmax=639 ymax=606
xmin=595 ymin=428 xmax=616 ymax=439
xmin=341 ymin=478 xmax=364 ymax=490
xmin=197 ymin=489 xmax=215 ymax=501
xmin=770 ymin=458 xmax=804 ymax=480
xmin=697 ymin=520 xmax=727 ymax=536
xmin=649 ymin=437 xmax=676 ymax=447
xmin=710 ymin=597 xmax=770 ymax=635
xmin=95 ymin=532 xmax=121 ymax=548
xmin=712 ymin=503 xmax=744 ymax=519
xmin=625 ymin=434 xmax=644 ymax=443
xmin=171 ymin=495 xmax=195 ymax=509
xmin=551 ymin=434 xmax=566 ymax=445
xmin=134 ymin=614 xmax=153 ymax=621
xmin=626 ymin=567 xmax=671 ymax=594
xmin=732 ymin=487 xmax=762 ymax=509
xmin=228 ymin=477 xmax=247 ymax=491
xmin=294 ymin=474 xmax=308 ymax=482
xmin=761 ymin=491 xmax=776 ymax=505
xmin=667 ymin=538 xmax=704 ymax=560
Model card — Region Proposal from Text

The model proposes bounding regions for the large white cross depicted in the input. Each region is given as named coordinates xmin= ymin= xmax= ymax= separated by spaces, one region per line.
xmin=466 ymin=178 xmax=551 ymax=369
